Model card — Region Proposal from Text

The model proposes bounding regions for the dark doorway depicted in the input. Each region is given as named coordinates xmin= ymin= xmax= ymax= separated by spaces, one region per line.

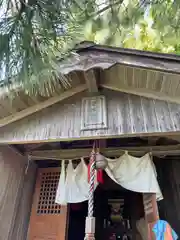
xmin=67 ymin=201 xmax=88 ymax=240
xmin=67 ymin=174 xmax=145 ymax=240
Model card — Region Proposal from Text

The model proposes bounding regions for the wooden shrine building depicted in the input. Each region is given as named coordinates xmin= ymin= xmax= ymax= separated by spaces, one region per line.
xmin=1 ymin=42 xmax=180 ymax=239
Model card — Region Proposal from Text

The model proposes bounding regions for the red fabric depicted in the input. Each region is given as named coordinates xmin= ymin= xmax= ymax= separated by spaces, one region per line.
xmin=97 ymin=169 xmax=104 ymax=184
xmin=88 ymin=162 xmax=104 ymax=184
xmin=88 ymin=162 xmax=90 ymax=182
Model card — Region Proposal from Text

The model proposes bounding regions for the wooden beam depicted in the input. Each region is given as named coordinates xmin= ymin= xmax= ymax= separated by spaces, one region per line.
xmin=28 ymin=144 xmax=180 ymax=160
xmin=25 ymin=143 xmax=46 ymax=151
xmin=147 ymin=137 xmax=159 ymax=145
xmin=166 ymin=135 xmax=180 ymax=143
xmin=7 ymin=145 xmax=24 ymax=157
xmin=0 ymin=84 xmax=87 ymax=128
xmin=140 ymin=137 xmax=160 ymax=145
xmin=84 ymin=70 xmax=98 ymax=93
xmin=99 ymin=139 xmax=107 ymax=149
xmin=101 ymin=83 xmax=180 ymax=105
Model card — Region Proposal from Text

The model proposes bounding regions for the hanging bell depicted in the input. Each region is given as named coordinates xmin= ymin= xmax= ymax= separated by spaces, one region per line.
xmin=95 ymin=153 xmax=108 ymax=170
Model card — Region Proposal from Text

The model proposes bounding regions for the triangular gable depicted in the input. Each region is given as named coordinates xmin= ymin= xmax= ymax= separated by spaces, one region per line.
xmin=0 ymin=90 xmax=180 ymax=144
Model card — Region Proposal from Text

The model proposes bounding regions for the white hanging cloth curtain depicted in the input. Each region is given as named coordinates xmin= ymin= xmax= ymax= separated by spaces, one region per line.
xmin=55 ymin=158 xmax=98 ymax=205
xmin=65 ymin=158 xmax=89 ymax=203
xmin=55 ymin=152 xmax=163 ymax=205
xmin=105 ymin=152 xmax=163 ymax=201
xmin=55 ymin=160 xmax=66 ymax=205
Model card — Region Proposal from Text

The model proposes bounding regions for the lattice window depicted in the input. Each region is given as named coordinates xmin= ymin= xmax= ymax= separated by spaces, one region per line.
xmin=37 ymin=171 xmax=61 ymax=215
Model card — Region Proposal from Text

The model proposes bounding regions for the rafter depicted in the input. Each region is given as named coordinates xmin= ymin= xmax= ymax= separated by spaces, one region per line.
xmin=101 ymin=83 xmax=180 ymax=104
xmin=166 ymin=135 xmax=180 ymax=143
xmin=0 ymin=84 xmax=87 ymax=128
xmin=84 ymin=70 xmax=98 ymax=93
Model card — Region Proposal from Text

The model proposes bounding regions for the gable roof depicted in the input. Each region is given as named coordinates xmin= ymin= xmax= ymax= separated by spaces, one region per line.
xmin=76 ymin=41 xmax=180 ymax=61
xmin=1 ymin=41 xmax=180 ymax=129
xmin=68 ymin=41 xmax=180 ymax=74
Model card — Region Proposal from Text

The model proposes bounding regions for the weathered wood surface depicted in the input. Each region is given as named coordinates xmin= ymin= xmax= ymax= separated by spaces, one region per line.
xmin=60 ymin=46 xmax=180 ymax=75
xmin=0 ymin=70 xmax=82 ymax=119
xmin=0 ymin=146 xmax=36 ymax=240
xmin=0 ymin=84 xmax=87 ymax=128
xmin=28 ymin=168 xmax=67 ymax=240
xmin=0 ymin=90 xmax=180 ymax=143
xmin=102 ymin=65 xmax=180 ymax=104
xmin=2 ymin=42 xmax=180 ymax=128
xmin=29 ymin=144 xmax=180 ymax=160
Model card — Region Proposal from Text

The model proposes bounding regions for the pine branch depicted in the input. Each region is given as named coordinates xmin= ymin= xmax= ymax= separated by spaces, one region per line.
xmin=0 ymin=0 xmax=179 ymax=96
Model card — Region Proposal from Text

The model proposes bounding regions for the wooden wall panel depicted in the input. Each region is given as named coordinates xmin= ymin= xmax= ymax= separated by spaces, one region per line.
xmin=11 ymin=162 xmax=37 ymax=239
xmin=28 ymin=168 xmax=67 ymax=240
xmin=0 ymin=145 xmax=36 ymax=240
xmin=1 ymin=89 xmax=180 ymax=143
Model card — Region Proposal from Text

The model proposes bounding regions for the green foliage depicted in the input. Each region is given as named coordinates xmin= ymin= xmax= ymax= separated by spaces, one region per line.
xmin=0 ymin=0 xmax=82 ymax=94
xmin=0 ymin=0 xmax=180 ymax=94
xmin=84 ymin=0 xmax=180 ymax=54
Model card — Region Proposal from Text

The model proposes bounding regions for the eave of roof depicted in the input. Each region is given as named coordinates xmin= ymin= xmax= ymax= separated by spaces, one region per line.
xmin=1 ymin=41 xmax=180 ymax=126
xmin=1 ymin=41 xmax=180 ymax=91
xmin=75 ymin=41 xmax=180 ymax=62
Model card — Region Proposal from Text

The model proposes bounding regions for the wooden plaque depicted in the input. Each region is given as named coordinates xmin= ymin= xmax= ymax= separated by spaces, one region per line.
xmin=81 ymin=95 xmax=107 ymax=131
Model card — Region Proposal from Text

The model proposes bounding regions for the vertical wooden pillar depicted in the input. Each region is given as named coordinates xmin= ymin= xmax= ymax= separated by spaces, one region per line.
xmin=0 ymin=146 xmax=36 ymax=240
xmin=143 ymin=193 xmax=159 ymax=240
xmin=11 ymin=161 xmax=37 ymax=239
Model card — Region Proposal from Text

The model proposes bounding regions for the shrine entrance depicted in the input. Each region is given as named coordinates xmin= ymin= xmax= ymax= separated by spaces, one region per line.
xmin=67 ymin=172 xmax=145 ymax=240
xmin=27 ymin=138 xmax=163 ymax=240
xmin=27 ymin=165 xmax=150 ymax=240
xmin=1 ymin=41 xmax=180 ymax=240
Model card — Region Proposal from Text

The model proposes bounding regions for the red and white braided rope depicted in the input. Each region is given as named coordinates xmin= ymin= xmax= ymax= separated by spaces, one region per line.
xmin=84 ymin=144 xmax=96 ymax=240
xmin=88 ymin=150 xmax=96 ymax=217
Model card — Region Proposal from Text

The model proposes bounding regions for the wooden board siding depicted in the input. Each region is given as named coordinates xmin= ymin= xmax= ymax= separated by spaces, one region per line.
xmin=0 ymin=90 xmax=180 ymax=143
xmin=102 ymin=65 xmax=180 ymax=104
xmin=0 ymin=146 xmax=37 ymax=240
xmin=28 ymin=168 xmax=67 ymax=240
xmin=2 ymin=41 xmax=180 ymax=123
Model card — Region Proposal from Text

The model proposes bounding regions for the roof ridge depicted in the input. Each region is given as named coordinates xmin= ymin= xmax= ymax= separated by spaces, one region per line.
xmin=75 ymin=41 xmax=180 ymax=62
